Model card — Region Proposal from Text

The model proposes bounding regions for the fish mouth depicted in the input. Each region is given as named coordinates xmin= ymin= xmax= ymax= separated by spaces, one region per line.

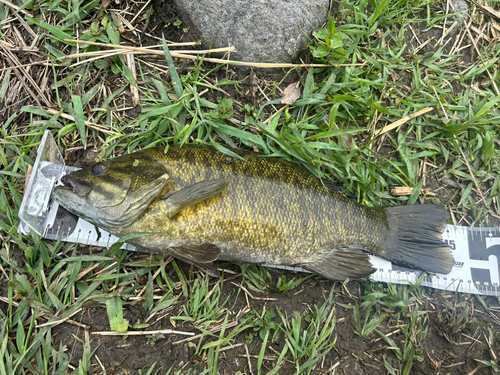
xmin=60 ymin=174 xmax=77 ymax=192
xmin=62 ymin=177 xmax=77 ymax=192
xmin=59 ymin=174 xmax=91 ymax=197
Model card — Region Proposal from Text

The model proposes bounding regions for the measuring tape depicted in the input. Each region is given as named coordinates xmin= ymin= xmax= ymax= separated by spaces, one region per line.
xmin=18 ymin=131 xmax=500 ymax=296
xmin=370 ymin=225 xmax=500 ymax=296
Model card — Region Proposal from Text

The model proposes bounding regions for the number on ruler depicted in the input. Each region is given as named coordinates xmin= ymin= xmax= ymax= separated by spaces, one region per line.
xmin=468 ymin=230 xmax=500 ymax=288
xmin=445 ymin=239 xmax=456 ymax=250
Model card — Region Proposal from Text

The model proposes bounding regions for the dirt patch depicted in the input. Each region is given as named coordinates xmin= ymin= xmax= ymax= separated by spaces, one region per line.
xmin=47 ymin=260 xmax=499 ymax=374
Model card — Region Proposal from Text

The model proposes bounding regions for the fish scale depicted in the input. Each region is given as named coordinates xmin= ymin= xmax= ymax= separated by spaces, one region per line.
xmin=52 ymin=144 xmax=454 ymax=280
xmin=137 ymin=147 xmax=364 ymax=257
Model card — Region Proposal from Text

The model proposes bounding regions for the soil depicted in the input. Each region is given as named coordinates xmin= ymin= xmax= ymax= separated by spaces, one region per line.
xmin=46 ymin=258 xmax=499 ymax=374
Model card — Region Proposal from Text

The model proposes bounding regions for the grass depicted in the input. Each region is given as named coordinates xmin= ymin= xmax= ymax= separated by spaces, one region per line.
xmin=1 ymin=0 xmax=500 ymax=373
xmin=276 ymin=289 xmax=337 ymax=374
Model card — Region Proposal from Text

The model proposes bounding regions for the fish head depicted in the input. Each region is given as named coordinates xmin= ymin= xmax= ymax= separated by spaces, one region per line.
xmin=53 ymin=155 xmax=173 ymax=230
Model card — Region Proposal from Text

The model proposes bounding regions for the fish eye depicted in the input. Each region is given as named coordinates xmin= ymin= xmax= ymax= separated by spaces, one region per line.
xmin=91 ymin=164 xmax=105 ymax=174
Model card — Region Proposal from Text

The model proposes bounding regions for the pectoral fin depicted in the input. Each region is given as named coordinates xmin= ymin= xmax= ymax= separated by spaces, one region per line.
xmin=169 ymin=243 xmax=221 ymax=277
xmin=303 ymin=247 xmax=375 ymax=280
xmin=163 ymin=179 xmax=228 ymax=218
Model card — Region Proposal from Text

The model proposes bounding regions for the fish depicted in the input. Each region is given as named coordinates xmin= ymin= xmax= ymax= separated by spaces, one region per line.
xmin=52 ymin=144 xmax=454 ymax=280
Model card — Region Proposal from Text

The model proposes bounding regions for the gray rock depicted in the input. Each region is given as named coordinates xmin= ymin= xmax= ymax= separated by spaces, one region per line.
xmin=448 ymin=0 xmax=468 ymax=37
xmin=173 ymin=0 xmax=330 ymax=63
xmin=425 ymin=0 xmax=469 ymax=41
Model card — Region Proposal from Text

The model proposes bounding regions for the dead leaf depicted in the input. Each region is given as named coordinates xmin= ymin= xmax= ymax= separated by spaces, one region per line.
xmin=281 ymin=82 xmax=301 ymax=105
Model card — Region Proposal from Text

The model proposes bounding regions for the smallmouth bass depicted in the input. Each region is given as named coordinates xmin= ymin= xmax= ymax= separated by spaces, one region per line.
xmin=53 ymin=145 xmax=454 ymax=279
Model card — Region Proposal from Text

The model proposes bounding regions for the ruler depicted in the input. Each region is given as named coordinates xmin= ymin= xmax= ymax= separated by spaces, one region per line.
xmin=370 ymin=226 xmax=500 ymax=296
xmin=18 ymin=131 xmax=500 ymax=296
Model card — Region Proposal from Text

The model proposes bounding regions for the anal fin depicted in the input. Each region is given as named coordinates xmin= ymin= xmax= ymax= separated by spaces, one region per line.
xmin=303 ymin=247 xmax=375 ymax=280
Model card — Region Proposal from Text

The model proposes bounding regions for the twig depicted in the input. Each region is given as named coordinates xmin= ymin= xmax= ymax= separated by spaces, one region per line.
xmin=95 ymin=356 xmax=106 ymax=374
xmin=442 ymin=362 xmax=465 ymax=368
xmin=172 ymin=321 xmax=240 ymax=345
xmin=36 ymin=308 xmax=84 ymax=328
xmin=75 ymin=263 xmax=101 ymax=282
xmin=130 ymin=0 xmax=153 ymax=25
xmin=0 ymin=42 xmax=51 ymax=107
xmin=245 ymin=344 xmax=254 ymax=375
xmin=219 ymin=343 xmax=244 ymax=353
xmin=63 ymin=40 xmax=235 ymax=57
xmin=43 ymin=108 xmax=120 ymax=135
xmin=230 ymin=282 xmax=278 ymax=301
xmin=458 ymin=147 xmax=489 ymax=209
xmin=238 ymin=354 xmax=278 ymax=361
xmin=10 ymin=8 xmax=37 ymax=39
xmin=0 ymin=263 xmax=8 ymax=279
xmin=391 ymin=186 xmax=436 ymax=197
xmin=432 ymin=86 xmax=449 ymax=119
xmin=65 ymin=47 xmax=234 ymax=60
xmin=173 ymin=308 xmax=249 ymax=345
xmin=126 ymin=53 xmax=139 ymax=106
xmin=0 ymin=60 xmax=59 ymax=72
xmin=0 ymin=0 xmax=33 ymax=17
xmin=67 ymin=47 xmax=238 ymax=68
xmin=64 ymin=39 xmax=364 ymax=68
xmin=92 ymin=329 xmax=194 ymax=336
xmin=376 ymin=107 xmax=433 ymax=136
xmin=328 ymin=361 xmax=341 ymax=372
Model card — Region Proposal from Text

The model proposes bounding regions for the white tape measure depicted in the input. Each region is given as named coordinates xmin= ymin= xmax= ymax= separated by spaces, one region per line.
xmin=370 ymin=225 xmax=500 ymax=296
xmin=18 ymin=131 xmax=500 ymax=296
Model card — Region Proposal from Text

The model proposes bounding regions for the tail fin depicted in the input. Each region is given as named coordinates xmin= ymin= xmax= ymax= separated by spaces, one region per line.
xmin=384 ymin=204 xmax=454 ymax=274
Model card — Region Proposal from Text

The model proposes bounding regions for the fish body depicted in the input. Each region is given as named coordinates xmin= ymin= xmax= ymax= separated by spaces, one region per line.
xmin=53 ymin=145 xmax=454 ymax=279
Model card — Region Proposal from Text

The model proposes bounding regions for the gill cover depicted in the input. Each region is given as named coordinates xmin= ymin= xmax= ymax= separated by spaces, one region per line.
xmin=53 ymin=154 xmax=172 ymax=231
